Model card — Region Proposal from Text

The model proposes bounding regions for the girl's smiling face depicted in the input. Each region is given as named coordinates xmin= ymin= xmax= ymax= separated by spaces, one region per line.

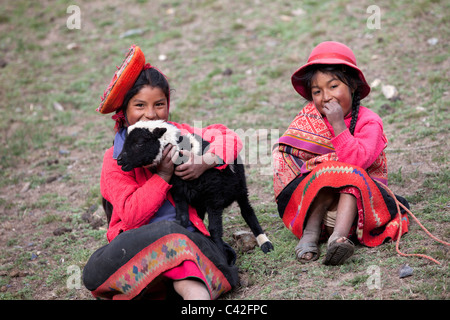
xmin=311 ymin=71 xmax=354 ymax=117
xmin=125 ymin=85 xmax=169 ymax=125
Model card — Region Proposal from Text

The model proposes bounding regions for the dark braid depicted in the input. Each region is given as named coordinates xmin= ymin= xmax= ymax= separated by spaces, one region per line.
xmin=349 ymin=90 xmax=360 ymax=135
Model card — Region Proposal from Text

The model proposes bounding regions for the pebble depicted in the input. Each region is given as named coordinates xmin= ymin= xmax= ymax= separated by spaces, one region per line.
xmin=66 ymin=42 xmax=79 ymax=50
xmin=59 ymin=149 xmax=70 ymax=155
xmin=233 ymin=230 xmax=257 ymax=252
xmin=9 ymin=270 xmax=30 ymax=277
xmin=119 ymin=28 xmax=145 ymax=39
xmin=292 ymin=8 xmax=305 ymax=16
xmin=399 ymin=264 xmax=413 ymax=278
xmin=381 ymin=84 xmax=400 ymax=101
xmin=222 ymin=68 xmax=233 ymax=76
xmin=53 ymin=227 xmax=72 ymax=236
xmin=20 ymin=182 xmax=31 ymax=193
xmin=427 ymin=38 xmax=438 ymax=46
xmin=0 ymin=58 xmax=7 ymax=68
xmin=370 ymin=78 xmax=381 ymax=88
xmin=53 ymin=102 xmax=64 ymax=112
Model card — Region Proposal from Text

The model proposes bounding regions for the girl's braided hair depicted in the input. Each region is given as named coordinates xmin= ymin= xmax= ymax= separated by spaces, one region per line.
xmin=296 ymin=64 xmax=364 ymax=135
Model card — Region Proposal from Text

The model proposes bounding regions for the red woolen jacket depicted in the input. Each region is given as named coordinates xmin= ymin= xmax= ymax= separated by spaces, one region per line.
xmin=101 ymin=122 xmax=243 ymax=242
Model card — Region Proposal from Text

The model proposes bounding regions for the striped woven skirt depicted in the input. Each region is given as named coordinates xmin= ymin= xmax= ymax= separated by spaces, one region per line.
xmin=277 ymin=162 xmax=410 ymax=247
xmin=83 ymin=220 xmax=238 ymax=300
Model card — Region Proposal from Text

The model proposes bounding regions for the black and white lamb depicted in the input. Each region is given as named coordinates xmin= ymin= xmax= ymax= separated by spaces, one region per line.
xmin=117 ymin=120 xmax=274 ymax=254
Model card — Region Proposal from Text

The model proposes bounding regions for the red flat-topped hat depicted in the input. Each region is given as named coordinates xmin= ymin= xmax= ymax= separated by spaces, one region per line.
xmin=97 ymin=45 xmax=146 ymax=114
xmin=291 ymin=41 xmax=371 ymax=100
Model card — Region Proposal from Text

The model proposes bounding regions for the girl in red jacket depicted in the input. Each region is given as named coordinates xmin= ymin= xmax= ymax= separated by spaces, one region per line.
xmin=273 ymin=41 xmax=410 ymax=265
xmin=83 ymin=46 xmax=241 ymax=300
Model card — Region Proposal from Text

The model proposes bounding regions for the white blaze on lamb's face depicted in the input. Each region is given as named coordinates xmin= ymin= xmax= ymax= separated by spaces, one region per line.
xmin=127 ymin=120 xmax=181 ymax=164
xmin=118 ymin=120 xmax=205 ymax=171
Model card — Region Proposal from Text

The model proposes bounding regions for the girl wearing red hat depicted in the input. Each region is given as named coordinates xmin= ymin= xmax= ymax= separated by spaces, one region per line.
xmin=83 ymin=46 xmax=241 ymax=299
xmin=273 ymin=41 xmax=410 ymax=265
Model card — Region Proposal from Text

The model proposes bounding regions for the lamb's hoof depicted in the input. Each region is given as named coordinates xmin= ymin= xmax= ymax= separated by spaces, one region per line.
xmin=256 ymin=234 xmax=273 ymax=254
xmin=260 ymin=241 xmax=274 ymax=254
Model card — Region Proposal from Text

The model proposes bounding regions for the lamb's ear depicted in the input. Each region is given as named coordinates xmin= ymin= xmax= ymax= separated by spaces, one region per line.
xmin=152 ymin=127 xmax=167 ymax=138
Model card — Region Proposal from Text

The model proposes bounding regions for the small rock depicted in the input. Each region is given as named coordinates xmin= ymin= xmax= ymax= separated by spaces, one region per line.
xmin=81 ymin=211 xmax=92 ymax=223
xmin=399 ymin=264 xmax=413 ymax=278
xmin=66 ymin=42 xmax=79 ymax=50
xmin=46 ymin=159 xmax=59 ymax=166
xmin=20 ymin=182 xmax=31 ymax=193
xmin=53 ymin=102 xmax=64 ymax=111
xmin=30 ymin=253 xmax=38 ymax=261
xmin=59 ymin=149 xmax=70 ymax=155
xmin=222 ymin=68 xmax=233 ymax=76
xmin=9 ymin=270 xmax=19 ymax=277
xmin=382 ymin=85 xmax=400 ymax=101
xmin=9 ymin=270 xmax=28 ymax=278
xmin=53 ymin=227 xmax=72 ymax=236
xmin=292 ymin=8 xmax=305 ymax=16
xmin=427 ymin=37 xmax=438 ymax=46
xmin=233 ymin=230 xmax=257 ymax=252
xmin=266 ymin=40 xmax=278 ymax=47
xmin=0 ymin=58 xmax=7 ymax=68
xmin=45 ymin=175 xmax=59 ymax=183
xmin=370 ymin=78 xmax=381 ymax=88
xmin=90 ymin=218 xmax=104 ymax=229
xmin=119 ymin=28 xmax=145 ymax=38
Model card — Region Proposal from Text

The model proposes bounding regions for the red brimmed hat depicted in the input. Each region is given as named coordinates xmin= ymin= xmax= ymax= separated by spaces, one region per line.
xmin=96 ymin=45 xmax=146 ymax=114
xmin=291 ymin=41 xmax=371 ymax=100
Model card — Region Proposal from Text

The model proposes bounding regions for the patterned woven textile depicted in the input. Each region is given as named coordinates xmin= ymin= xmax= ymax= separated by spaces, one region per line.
xmin=83 ymin=220 xmax=238 ymax=300
xmin=272 ymin=102 xmax=388 ymax=199
xmin=273 ymin=102 xmax=409 ymax=246
xmin=279 ymin=162 xmax=409 ymax=247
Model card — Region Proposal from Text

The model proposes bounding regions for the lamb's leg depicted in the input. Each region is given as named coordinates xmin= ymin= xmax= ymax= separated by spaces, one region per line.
xmin=237 ymin=195 xmax=274 ymax=254
xmin=205 ymin=207 xmax=225 ymax=253
xmin=172 ymin=192 xmax=190 ymax=228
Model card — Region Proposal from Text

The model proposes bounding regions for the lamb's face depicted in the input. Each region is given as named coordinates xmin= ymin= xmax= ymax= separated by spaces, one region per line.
xmin=117 ymin=127 xmax=167 ymax=172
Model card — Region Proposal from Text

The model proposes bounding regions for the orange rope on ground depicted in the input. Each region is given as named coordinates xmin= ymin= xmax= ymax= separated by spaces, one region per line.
xmin=377 ymin=182 xmax=450 ymax=265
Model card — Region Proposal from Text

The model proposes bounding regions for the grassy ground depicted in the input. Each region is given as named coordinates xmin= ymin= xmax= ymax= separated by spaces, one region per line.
xmin=0 ymin=0 xmax=448 ymax=300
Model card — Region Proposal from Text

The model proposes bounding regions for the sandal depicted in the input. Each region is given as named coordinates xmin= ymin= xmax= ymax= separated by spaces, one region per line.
xmin=295 ymin=241 xmax=320 ymax=263
xmin=323 ymin=237 xmax=355 ymax=266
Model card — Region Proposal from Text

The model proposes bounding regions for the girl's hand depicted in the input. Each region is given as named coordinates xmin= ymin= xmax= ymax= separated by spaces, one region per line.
xmin=155 ymin=144 xmax=176 ymax=183
xmin=174 ymin=151 xmax=219 ymax=180
xmin=323 ymin=101 xmax=347 ymax=136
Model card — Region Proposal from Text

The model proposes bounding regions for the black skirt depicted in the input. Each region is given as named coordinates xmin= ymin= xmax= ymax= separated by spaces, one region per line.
xmin=83 ymin=220 xmax=238 ymax=299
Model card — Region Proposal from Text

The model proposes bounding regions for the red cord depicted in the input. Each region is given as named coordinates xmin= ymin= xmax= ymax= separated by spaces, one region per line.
xmin=377 ymin=182 xmax=449 ymax=265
